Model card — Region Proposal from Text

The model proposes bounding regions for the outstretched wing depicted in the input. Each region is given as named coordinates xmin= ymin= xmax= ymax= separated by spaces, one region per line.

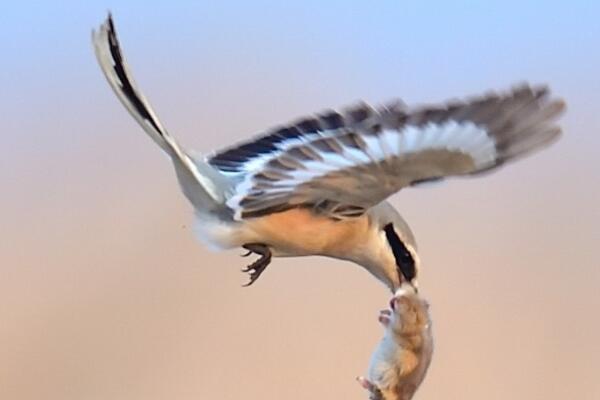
xmin=209 ymin=85 xmax=565 ymax=220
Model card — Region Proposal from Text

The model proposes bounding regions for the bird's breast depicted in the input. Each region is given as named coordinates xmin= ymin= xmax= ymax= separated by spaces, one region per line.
xmin=245 ymin=208 xmax=372 ymax=258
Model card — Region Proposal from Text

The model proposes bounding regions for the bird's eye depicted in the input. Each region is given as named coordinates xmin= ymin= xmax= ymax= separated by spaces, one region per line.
xmin=383 ymin=223 xmax=416 ymax=282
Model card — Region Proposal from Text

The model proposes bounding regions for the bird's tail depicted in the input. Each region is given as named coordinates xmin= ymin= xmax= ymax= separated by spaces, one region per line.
xmin=92 ymin=14 xmax=229 ymax=212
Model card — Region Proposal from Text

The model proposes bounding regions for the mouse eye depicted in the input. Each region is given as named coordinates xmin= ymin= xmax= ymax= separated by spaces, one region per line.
xmin=383 ymin=223 xmax=416 ymax=282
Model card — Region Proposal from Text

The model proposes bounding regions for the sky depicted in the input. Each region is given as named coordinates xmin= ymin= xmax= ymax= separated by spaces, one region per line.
xmin=1 ymin=2 xmax=599 ymax=400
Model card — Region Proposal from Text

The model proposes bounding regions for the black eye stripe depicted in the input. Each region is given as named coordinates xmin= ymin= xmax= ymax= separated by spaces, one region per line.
xmin=383 ymin=223 xmax=416 ymax=282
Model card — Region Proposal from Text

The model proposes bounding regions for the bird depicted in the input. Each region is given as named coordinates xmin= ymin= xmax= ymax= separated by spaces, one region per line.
xmin=92 ymin=14 xmax=565 ymax=292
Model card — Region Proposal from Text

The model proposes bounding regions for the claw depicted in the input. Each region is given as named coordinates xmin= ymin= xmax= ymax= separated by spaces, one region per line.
xmin=240 ymin=244 xmax=272 ymax=287
xmin=241 ymin=250 xmax=253 ymax=257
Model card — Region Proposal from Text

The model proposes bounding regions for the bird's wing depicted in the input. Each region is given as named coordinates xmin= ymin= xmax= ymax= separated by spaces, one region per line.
xmin=208 ymin=85 xmax=565 ymax=220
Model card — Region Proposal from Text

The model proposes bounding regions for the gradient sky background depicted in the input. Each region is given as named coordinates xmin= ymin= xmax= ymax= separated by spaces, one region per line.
xmin=2 ymin=1 xmax=599 ymax=400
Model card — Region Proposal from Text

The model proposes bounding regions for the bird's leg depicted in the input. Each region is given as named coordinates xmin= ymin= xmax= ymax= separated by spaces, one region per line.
xmin=241 ymin=243 xmax=272 ymax=287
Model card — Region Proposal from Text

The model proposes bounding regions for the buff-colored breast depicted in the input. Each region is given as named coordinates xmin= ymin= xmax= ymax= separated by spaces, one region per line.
xmin=245 ymin=208 xmax=372 ymax=257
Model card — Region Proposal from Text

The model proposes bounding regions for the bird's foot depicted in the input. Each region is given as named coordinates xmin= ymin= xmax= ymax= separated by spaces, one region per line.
xmin=241 ymin=243 xmax=272 ymax=287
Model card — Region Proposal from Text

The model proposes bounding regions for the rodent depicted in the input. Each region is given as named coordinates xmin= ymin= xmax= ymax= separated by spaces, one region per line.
xmin=358 ymin=283 xmax=433 ymax=400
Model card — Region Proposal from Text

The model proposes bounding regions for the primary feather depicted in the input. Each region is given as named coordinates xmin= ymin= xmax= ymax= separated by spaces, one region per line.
xmin=209 ymin=87 xmax=564 ymax=220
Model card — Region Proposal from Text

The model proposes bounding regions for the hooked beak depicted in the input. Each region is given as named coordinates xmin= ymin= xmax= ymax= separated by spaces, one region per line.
xmin=391 ymin=277 xmax=418 ymax=294
xmin=408 ymin=279 xmax=419 ymax=293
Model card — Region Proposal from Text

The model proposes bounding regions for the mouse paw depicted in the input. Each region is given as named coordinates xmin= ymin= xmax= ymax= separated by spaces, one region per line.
xmin=357 ymin=376 xmax=375 ymax=391
xmin=357 ymin=376 xmax=383 ymax=400
xmin=378 ymin=309 xmax=392 ymax=327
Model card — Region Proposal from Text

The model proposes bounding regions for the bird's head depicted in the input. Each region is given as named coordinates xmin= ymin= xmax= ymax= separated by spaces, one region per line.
xmin=363 ymin=203 xmax=420 ymax=292
xmin=381 ymin=221 xmax=419 ymax=291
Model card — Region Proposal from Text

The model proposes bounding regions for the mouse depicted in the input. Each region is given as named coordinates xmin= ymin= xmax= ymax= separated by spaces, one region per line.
xmin=358 ymin=283 xmax=433 ymax=400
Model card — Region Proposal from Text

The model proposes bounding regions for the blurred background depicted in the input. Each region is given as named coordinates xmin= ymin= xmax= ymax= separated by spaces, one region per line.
xmin=1 ymin=1 xmax=599 ymax=399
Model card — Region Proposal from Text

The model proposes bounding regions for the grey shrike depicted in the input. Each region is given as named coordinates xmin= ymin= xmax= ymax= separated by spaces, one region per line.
xmin=92 ymin=14 xmax=565 ymax=291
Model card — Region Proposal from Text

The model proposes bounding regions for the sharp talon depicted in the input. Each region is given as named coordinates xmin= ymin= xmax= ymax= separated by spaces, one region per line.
xmin=240 ymin=244 xmax=272 ymax=287
xmin=241 ymin=250 xmax=253 ymax=257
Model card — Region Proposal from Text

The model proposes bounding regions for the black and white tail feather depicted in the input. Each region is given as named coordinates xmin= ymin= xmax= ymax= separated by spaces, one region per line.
xmin=92 ymin=14 xmax=565 ymax=224
xmin=91 ymin=14 xmax=231 ymax=213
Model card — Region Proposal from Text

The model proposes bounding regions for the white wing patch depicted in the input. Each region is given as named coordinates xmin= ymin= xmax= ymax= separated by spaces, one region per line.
xmin=209 ymin=85 xmax=564 ymax=220
xmin=227 ymin=120 xmax=495 ymax=220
